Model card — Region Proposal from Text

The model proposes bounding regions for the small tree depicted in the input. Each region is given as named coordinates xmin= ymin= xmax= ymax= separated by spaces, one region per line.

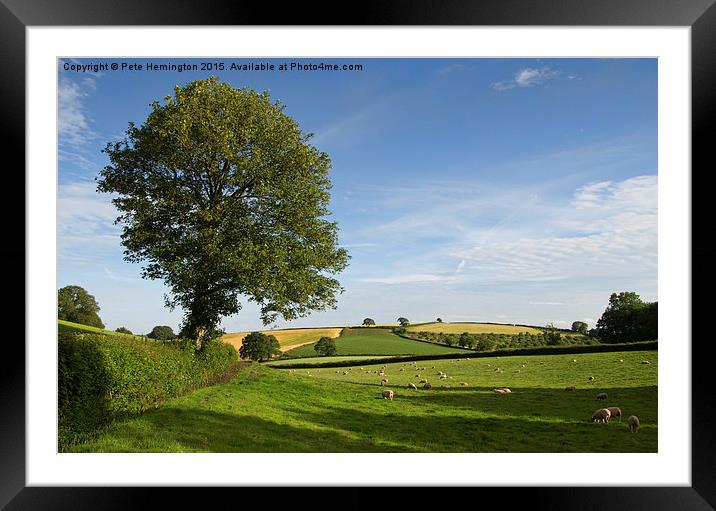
xmin=115 ymin=326 xmax=133 ymax=335
xmin=571 ymin=321 xmax=588 ymax=335
xmin=239 ymin=332 xmax=281 ymax=361
xmin=459 ymin=332 xmax=471 ymax=348
xmin=397 ymin=317 xmax=410 ymax=327
xmin=436 ymin=318 xmax=443 ymax=323
xmin=314 ymin=336 xmax=337 ymax=356
xmin=58 ymin=285 xmax=104 ymax=328
xmin=147 ymin=325 xmax=176 ymax=340
xmin=362 ymin=318 xmax=375 ymax=326
xmin=543 ymin=323 xmax=562 ymax=346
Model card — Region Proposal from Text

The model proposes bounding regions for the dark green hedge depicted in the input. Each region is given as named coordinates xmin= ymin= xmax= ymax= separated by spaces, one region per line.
xmin=269 ymin=341 xmax=657 ymax=369
xmin=58 ymin=332 xmax=238 ymax=450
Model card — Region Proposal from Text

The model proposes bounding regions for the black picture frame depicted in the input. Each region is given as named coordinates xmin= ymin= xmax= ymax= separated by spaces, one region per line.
xmin=4 ymin=0 xmax=713 ymax=508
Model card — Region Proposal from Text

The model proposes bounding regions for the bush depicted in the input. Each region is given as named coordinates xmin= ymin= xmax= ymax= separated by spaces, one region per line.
xmin=115 ymin=326 xmax=132 ymax=335
xmin=58 ymin=332 xmax=238 ymax=450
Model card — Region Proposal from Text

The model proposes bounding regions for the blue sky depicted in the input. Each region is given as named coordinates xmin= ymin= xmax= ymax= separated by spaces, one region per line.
xmin=58 ymin=58 xmax=657 ymax=334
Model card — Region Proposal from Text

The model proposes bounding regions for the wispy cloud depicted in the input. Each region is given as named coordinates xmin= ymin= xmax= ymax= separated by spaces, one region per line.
xmin=492 ymin=66 xmax=561 ymax=91
xmin=58 ymin=78 xmax=96 ymax=146
xmin=356 ymin=273 xmax=445 ymax=285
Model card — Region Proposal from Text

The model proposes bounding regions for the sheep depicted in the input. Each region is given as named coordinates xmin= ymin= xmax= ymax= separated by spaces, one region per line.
xmin=494 ymin=388 xmax=507 ymax=394
xmin=415 ymin=374 xmax=421 ymax=378
xmin=381 ymin=378 xmax=389 ymax=386
xmin=618 ymin=359 xmax=624 ymax=363
xmin=494 ymin=368 xmax=501 ymax=372
xmin=419 ymin=379 xmax=428 ymax=384
xmin=627 ymin=415 xmax=640 ymax=432
xmin=587 ymin=376 xmax=595 ymax=381
xmin=596 ymin=393 xmax=608 ymax=400
xmin=408 ymin=382 xmax=418 ymax=390
xmin=592 ymin=408 xmax=611 ymax=423
xmin=460 ymin=382 xmax=469 ymax=386
xmin=572 ymin=359 xmax=577 ymax=363
xmin=423 ymin=382 xmax=432 ymax=390
xmin=494 ymin=387 xmax=512 ymax=394
xmin=440 ymin=374 xmax=448 ymax=379
xmin=641 ymin=360 xmax=651 ymax=365
xmin=606 ymin=406 xmax=622 ymax=421
xmin=382 ymin=389 xmax=394 ymax=400
xmin=564 ymin=386 xmax=576 ymax=392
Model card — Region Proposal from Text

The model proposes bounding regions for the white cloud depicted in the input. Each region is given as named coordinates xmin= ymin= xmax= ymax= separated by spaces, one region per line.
xmin=58 ymin=181 xmax=122 ymax=267
xmin=356 ymin=273 xmax=444 ymax=285
xmin=492 ymin=67 xmax=561 ymax=91
xmin=456 ymin=260 xmax=466 ymax=273
xmin=58 ymin=78 xmax=96 ymax=146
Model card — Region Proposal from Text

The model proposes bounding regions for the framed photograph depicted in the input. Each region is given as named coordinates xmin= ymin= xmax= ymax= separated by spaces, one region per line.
xmin=7 ymin=0 xmax=714 ymax=508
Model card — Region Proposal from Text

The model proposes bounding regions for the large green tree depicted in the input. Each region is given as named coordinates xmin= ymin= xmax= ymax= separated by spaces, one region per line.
xmin=147 ymin=325 xmax=176 ymax=340
xmin=97 ymin=77 xmax=349 ymax=351
xmin=239 ymin=332 xmax=281 ymax=361
xmin=57 ymin=285 xmax=104 ymax=328
xmin=594 ymin=292 xmax=658 ymax=342
xmin=314 ymin=336 xmax=337 ymax=356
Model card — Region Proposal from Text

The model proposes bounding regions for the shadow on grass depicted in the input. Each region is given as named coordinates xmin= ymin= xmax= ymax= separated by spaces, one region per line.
xmin=74 ymin=384 xmax=657 ymax=453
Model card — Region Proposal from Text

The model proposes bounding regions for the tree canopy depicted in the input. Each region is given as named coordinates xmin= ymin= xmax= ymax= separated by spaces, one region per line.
xmin=115 ymin=326 xmax=133 ymax=335
xmin=97 ymin=77 xmax=349 ymax=351
xmin=571 ymin=321 xmax=588 ymax=335
xmin=397 ymin=317 xmax=410 ymax=327
xmin=147 ymin=325 xmax=176 ymax=340
xmin=594 ymin=292 xmax=658 ymax=342
xmin=239 ymin=332 xmax=281 ymax=361
xmin=362 ymin=318 xmax=375 ymax=326
xmin=314 ymin=336 xmax=337 ymax=356
xmin=58 ymin=285 xmax=104 ymax=328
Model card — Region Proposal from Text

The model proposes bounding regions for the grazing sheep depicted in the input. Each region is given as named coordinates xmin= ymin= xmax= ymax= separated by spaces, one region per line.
xmin=460 ymin=382 xmax=469 ymax=386
xmin=419 ymin=379 xmax=428 ymax=384
xmin=342 ymin=371 xmax=349 ymax=376
xmin=587 ymin=376 xmax=595 ymax=381
xmin=440 ymin=374 xmax=448 ymax=379
xmin=572 ymin=359 xmax=577 ymax=363
xmin=641 ymin=360 xmax=651 ymax=365
xmin=408 ymin=382 xmax=418 ymax=390
xmin=564 ymin=386 xmax=576 ymax=392
xmin=596 ymin=392 xmax=608 ymax=400
xmin=618 ymin=359 xmax=624 ymax=363
xmin=423 ymin=382 xmax=432 ymax=390
xmin=415 ymin=374 xmax=421 ymax=378
xmin=627 ymin=415 xmax=640 ymax=432
xmin=606 ymin=407 xmax=622 ymax=421
xmin=382 ymin=389 xmax=394 ymax=400
xmin=399 ymin=368 xmax=404 ymax=372
xmin=494 ymin=387 xmax=512 ymax=394
xmin=381 ymin=378 xmax=389 ymax=386
xmin=494 ymin=388 xmax=507 ymax=394
xmin=441 ymin=385 xmax=451 ymax=389
xmin=592 ymin=408 xmax=611 ymax=423
xmin=494 ymin=368 xmax=501 ymax=372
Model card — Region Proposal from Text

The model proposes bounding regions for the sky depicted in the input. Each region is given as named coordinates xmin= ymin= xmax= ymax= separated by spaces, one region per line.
xmin=57 ymin=58 xmax=658 ymax=335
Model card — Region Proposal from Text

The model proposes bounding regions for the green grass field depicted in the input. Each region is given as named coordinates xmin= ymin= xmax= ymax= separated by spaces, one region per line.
xmin=285 ymin=327 xmax=472 ymax=358
xmin=58 ymin=319 xmax=139 ymax=337
xmin=406 ymin=322 xmax=543 ymax=335
xmin=65 ymin=349 xmax=657 ymax=453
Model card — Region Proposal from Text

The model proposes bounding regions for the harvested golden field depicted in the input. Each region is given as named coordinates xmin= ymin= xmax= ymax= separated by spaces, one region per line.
xmin=222 ymin=327 xmax=343 ymax=352
xmin=406 ymin=322 xmax=542 ymax=335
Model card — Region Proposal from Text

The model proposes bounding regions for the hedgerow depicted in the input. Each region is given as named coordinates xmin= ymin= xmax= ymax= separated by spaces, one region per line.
xmin=58 ymin=332 xmax=238 ymax=450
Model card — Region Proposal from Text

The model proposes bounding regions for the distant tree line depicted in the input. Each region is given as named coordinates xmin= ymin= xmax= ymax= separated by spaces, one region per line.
xmin=398 ymin=328 xmax=598 ymax=351
xmin=592 ymin=292 xmax=657 ymax=343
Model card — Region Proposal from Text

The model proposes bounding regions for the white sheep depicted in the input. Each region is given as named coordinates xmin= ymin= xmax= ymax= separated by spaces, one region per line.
xmin=606 ymin=406 xmax=622 ymax=421
xmin=592 ymin=408 xmax=611 ymax=423
xmin=587 ymin=376 xmax=595 ymax=381
xmin=408 ymin=382 xmax=418 ymax=390
xmin=627 ymin=415 xmax=640 ymax=432
xmin=381 ymin=378 xmax=389 ymax=386
xmin=382 ymin=389 xmax=394 ymax=400
xmin=641 ymin=360 xmax=651 ymax=365
xmin=440 ymin=374 xmax=448 ymax=379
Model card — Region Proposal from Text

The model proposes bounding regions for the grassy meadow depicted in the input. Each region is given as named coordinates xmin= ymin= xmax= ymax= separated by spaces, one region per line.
xmin=284 ymin=327 xmax=473 ymax=358
xmin=58 ymin=319 xmax=137 ymax=337
xmin=65 ymin=349 xmax=657 ymax=453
